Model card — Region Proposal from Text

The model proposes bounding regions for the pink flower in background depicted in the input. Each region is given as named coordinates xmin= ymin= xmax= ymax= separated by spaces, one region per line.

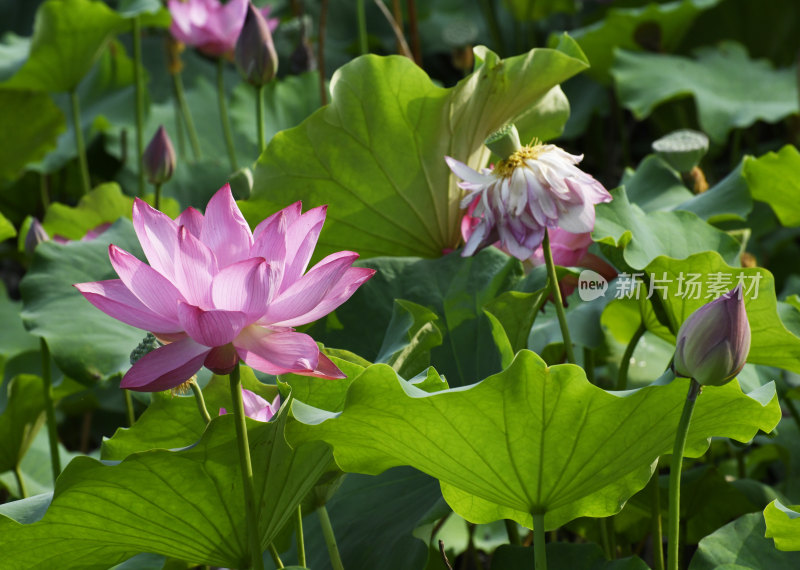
xmin=220 ymin=388 xmax=280 ymax=422
xmin=75 ymin=184 xmax=374 ymax=392
xmin=446 ymin=143 xmax=611 ymax=260
xmin=168 ymin=0 xmax=279 ymax=57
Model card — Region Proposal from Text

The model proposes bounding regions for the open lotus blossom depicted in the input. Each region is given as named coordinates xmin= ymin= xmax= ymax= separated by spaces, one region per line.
xmin=220 ymin=388 xmax=280 ymax=422
xmin=168 ymin=0 xmax=279 ymax=57
xmin=75 ymin=185 xmax=375 ymax=392
xmin=446 ymin=142 xmax=612 ymax=260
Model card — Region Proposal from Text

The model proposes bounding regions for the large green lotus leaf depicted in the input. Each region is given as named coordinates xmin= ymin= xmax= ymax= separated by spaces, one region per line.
xmin=0 ymin=33 xmax=31 ymax=82
xmin=764 ymin=500 xmax=800 ymax=552
xmin=0 ymin=408 xmax=332 ymax=568
xmin=692 ymin=511 xmax=800 ymax=568
xmin=743 ymin=145 xmax=800 ymax=228
xmin=0 ymin=88 xmax=65 ymax=180
xmin=288 ymin=351 xmax=780 ymax=530
xmin=101 ymin=367 xmax=277 ymax=460
xmin=0 ymin=375 xmax=46 ymax=476
xmin=4 ymin=0 xmax=127 ymax=93
xmin=20 ymin=219 xmax=145 ymax=384
xmin=592 ymin=187 xmax=740 ymax=271
xmin=621 ymin=155 xmax=752 ymax=222
xmin=309 ymin=248 xmax=523 ymax=387
xmin=612 ymin=42 xmax=799 ymax=143
xmin=0 ymin=283 xmax=40 ymax=380
xmin=643 ymin=252 xmax=800 ymax=374
xmin=550 ymin=0 xmax=720 ymax=84
xmin=374 ymin=299 xmax=443 ymax=380
xmin=41 ymin=183 xmax=179 ymax=241
xmin=241 ymin=38 xmax=589 ymax=259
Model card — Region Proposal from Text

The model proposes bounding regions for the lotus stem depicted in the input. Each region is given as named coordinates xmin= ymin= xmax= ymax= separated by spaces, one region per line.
xmin=172 ymin=72 xmax=203 ymax=159
xmin=216 ymin=59 xmax=239 ymax=172
xmin=617 ymin=322 xmax=646 ymax=390
xmin=533 ymin=512 xmax=547 ymax=570
xmin=356 ymin=0 xmax=368 ymax=55
xmin=296 ymin=505 xmax=306 ymax=567
xmin=40 ymin=338 xmax=61 ymax=481
xmin=267 ymin=543 xmax=284 ymax=568
xmin=133 ymin=16 xmax=146 ymax=197
xmin=13 ymin=465 xmax=27 ymax=498
xmin=190 ymin=381 xmax=211 ymax=425
xmin=124 ymin=390 xmax=135 ymax=426
xmin=256 ymin=85 xmax=266 ymax=154
xmin=69 ymin=90 xmax=90 ymax=195
xmin=667 ymin=379 xmax=700 ymax=570
xmin=318 ymin=504 xmax=344 ymax=570
xmin=229 ymin=362 xmax=264 ymax=570
xmin=154 ymin=183 xmax=162 ymax=211
xmin=542 ymin=229 xmax=575 ymax=364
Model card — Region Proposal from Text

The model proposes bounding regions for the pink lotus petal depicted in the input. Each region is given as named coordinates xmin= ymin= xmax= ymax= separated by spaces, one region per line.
xmin=262 ymin=251 xmax=371 ymax=326
xmin=121 ymin=337 xmax=211 ymax=392
xmin=178 ymin=302 xmax=248 ymax=347
xmin=168 ymin=0 xmax=248 ymax=56
xmin=204 ymin=343 xmax=239 ymax=374
xmin=211 ymin=257 xmax=278 ymax=320
xmin=235 ymin=328 xmax=321 ymax=375
xmin=280 ymin=205 xmax=327 ymax=290
xmin=176 ymin=207 xmax=204 ymax=238
xmin=253 ymin=201 xmax=302 ymax=239
xmin=445 ymin=156 xmax=494 ymax=186
xmin=75 ymin=280 xmax=184 ymax=334
xmin=312 ymin=352 xmax=346 ymax=379
xmin=108 ymin=245 xmax=184 ymax=321
xmin=200 ymin=185 xmax=254 ymax=267
xmin=242 ymin=389 xmax=280 ymax=421
xmin=173 ymin=226 xmax=217 ymax=307
xmin=133 ymin=198 xmax=180 ymax=281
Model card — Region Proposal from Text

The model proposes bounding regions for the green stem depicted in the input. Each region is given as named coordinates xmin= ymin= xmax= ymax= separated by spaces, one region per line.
xmin=533 ymin=512 xmax=547 ymax=570
xmin=123 ymin=390 xmax=135 ymax=427
xmin=40 ymin=173 xmax=50 ymax=209
xmin=216 ymin=59 xmax=239 ymax=172
xmin=616 ymin=322 xmax=646 ymax=391
xmin=296 ymin=505 xmax=306 ymax=567
xmin=172 ymin=81 xmax=186 ymax=158
xmin=782 ymin=391 xmax=800 ymax=435
xmin=356 ymin=0 xmax=368 ymax=55
xmin=40 ymin=338 xmax=61 ymax=481
xmin=190 ymin=381 xmax=211 ymax=424
xmin=583 ymin=347 xmax=596 ymax=384
xmin=230 ymin=362 xmax=264 ymax=570
xmin=256 ymin=85 xmax=266 ymax=154
xmin=652 ymin=472 xmax=665 ymax=570
xmin=268 ymin=544 xmax=284 ymax=569
xmin=598 ymin=517 xmax=611 ymax=559
xmin=542 ymin=229 xmax=575 ymax=364
xmin=154 ymin=182 xmax=162 ymax=211
xmin=13 ymin=465 xmax=27 ymax=498
xmin=172 ymin=72 xmax=203 ymax=159
xmin=132 ymin=16 xmax=146 ymax=197
xmin=69 ymin=90 xmax=90 ymax=195
xmin=667 ymin=380 xmax=700 ymax=570
xmin=318 ymin=505 xmax=344 ymax=570
xmin=477 ymin=0 xmax=504 ymax=56
xmin=606 ymin=518 xmax=616 ymax=559
xmin=505 ymin=519 xmax=521 ymax=546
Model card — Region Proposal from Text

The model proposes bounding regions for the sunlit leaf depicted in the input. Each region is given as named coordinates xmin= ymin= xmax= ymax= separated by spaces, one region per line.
xmin=744 ymin=145 xmax=800 ymax=228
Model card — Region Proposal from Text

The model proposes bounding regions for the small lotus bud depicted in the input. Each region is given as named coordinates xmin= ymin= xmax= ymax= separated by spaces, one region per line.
xmin=673 ymin=284 xmax=751 ymax=386
xmin=235 ymin=2 xmax=278 ymax=87
xmin=143 ymin=126 xmax=176 ymax=185
xmin=25 ymin=218 xmax=50 ymax=255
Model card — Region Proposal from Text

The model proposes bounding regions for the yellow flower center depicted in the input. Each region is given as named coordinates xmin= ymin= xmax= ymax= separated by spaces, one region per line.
xmin=494 ymin=143 xmax=545 ymax=178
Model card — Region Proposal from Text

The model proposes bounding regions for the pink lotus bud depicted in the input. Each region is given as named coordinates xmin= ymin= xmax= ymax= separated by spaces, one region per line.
xmin=235 ymin=2 xmax=278 ymax=87
xmin=25 ymin=218 xmax=50 ymax=255
xmin=143 ymin=126 xmax=176 ymax=185
xmin=673 ymin=284 xmax=751 ymax=386
xmin=220 ymin=389 xmax=281 ymax=422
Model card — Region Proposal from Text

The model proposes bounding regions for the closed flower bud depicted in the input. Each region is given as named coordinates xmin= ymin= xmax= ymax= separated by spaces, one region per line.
xmin=25 ymin=218 xmax=50 ymax=255
xmin=673 ymin=284 xmax=751 ymax=386
xmin=143 ymin=126 xmax=176 ymax=185
xmin=235 ymin=3 xmax=278 ymax=87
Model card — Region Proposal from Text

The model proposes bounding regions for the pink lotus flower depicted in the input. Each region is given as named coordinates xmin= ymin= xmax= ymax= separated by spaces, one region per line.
xmin=446 ymin=143 xmax=612 ymax=260
xmin=168 ymin=0 xmax=279 ymax=58
xmin=75 ymin=185 xmax=375 ymax=392
xmin=220 ymin=388 xmax=280 ymax=422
